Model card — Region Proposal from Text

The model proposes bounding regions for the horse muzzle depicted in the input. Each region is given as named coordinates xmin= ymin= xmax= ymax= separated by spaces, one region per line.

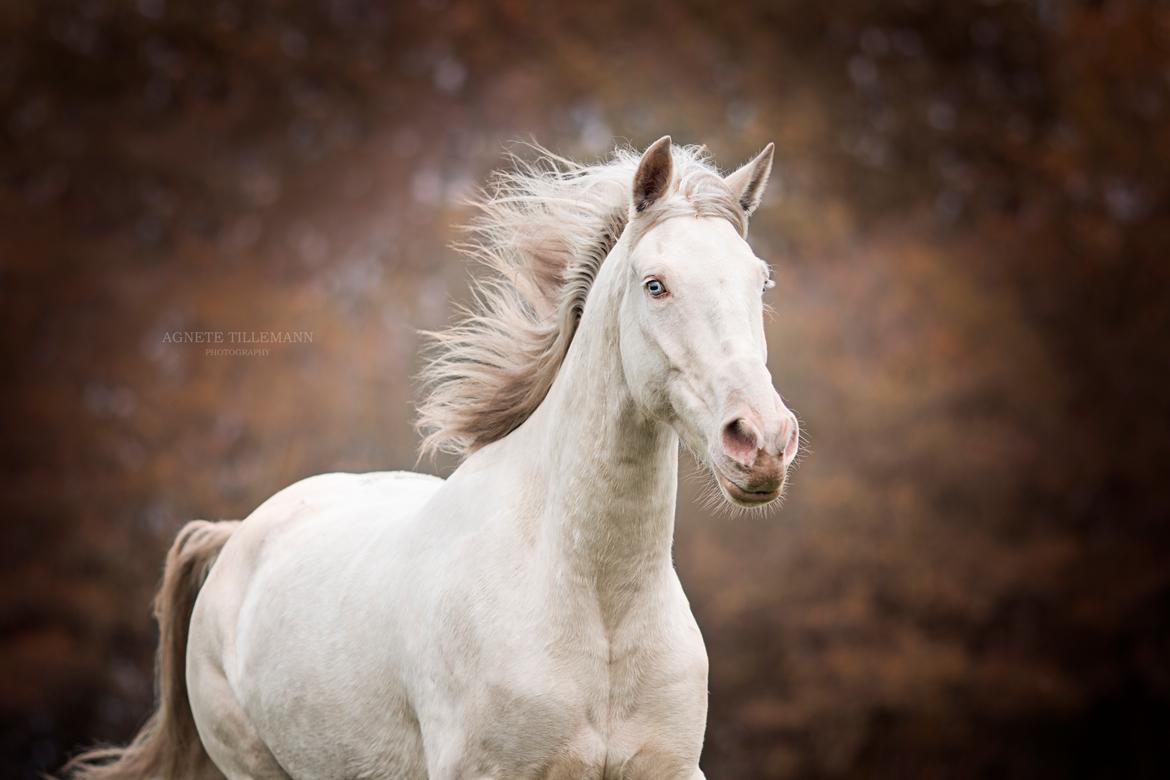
xmin=711 ymin=404 xmax=798 ymax=507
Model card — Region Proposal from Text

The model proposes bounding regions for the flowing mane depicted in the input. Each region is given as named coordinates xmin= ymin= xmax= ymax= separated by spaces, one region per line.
xmin=416 ymin=141 xmax=748 ymax=458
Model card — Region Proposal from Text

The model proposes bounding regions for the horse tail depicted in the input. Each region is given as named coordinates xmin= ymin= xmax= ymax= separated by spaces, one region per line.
xmin=62 ymin=520 xmax=239 ymax=780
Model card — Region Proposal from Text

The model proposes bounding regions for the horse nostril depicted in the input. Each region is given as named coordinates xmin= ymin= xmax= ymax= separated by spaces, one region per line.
xmin=721 ymin=417 xmax=759 ymax=464
xmin=782 ymin=417 xmax=800 ymax=462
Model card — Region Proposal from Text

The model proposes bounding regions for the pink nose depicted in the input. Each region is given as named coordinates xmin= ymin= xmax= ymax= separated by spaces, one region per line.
xmin=720 ymin=411 xmax=799 ymax=471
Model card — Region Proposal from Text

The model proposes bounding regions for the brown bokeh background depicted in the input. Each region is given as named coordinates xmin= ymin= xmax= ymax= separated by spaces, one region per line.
xmin=3 ymin=1 xmax=1169 ymax=777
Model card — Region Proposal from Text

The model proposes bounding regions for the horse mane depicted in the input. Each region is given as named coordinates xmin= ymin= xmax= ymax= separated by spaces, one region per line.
xmin=416 ymin=141 xmax=748 ymax=458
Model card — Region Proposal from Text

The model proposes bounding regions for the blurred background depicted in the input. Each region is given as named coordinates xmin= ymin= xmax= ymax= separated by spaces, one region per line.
xmin=2 ymin=0 xmax=1169 ymax=777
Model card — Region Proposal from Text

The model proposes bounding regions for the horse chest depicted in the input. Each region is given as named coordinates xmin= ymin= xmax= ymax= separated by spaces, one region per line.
xmin=460 ymin=677 xmax=701 ymax=780
xmin=448 ymin=618 xmax=708 ymax=779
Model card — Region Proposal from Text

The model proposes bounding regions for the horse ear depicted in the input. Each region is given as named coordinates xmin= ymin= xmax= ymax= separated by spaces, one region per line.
xmin=725 ymin=142 xmax=775 ymax=216
xmin=632 ymin=135 xmax=674 ymax=213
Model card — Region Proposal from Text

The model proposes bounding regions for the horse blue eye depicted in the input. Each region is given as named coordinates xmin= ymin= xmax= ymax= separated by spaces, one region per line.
xmin=645 ymin=279 xmax=666 ymax=297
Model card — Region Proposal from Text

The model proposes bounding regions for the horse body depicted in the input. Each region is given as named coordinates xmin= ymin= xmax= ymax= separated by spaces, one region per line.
xmin=66 ymin=136 xmax=796 ymax=780
xmin=191 ymin=245 xmax=707 ymax=778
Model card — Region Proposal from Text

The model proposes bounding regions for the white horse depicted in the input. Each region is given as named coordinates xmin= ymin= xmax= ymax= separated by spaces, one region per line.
xmin=66 ymin=136 xmax=798 ymax=780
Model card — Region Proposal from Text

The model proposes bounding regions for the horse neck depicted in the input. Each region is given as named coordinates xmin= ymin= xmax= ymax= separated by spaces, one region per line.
xmin=515 ymin=248 xmax=680 ymax=626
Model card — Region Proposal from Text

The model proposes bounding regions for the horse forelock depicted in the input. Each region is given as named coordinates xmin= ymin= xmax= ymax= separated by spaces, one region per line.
xmin=415 ymin=141 xmax=747 ymax=459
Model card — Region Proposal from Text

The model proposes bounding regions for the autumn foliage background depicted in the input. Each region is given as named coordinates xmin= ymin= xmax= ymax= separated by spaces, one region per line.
xmin=3 ymin=1 xmax=1169 ymax=777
